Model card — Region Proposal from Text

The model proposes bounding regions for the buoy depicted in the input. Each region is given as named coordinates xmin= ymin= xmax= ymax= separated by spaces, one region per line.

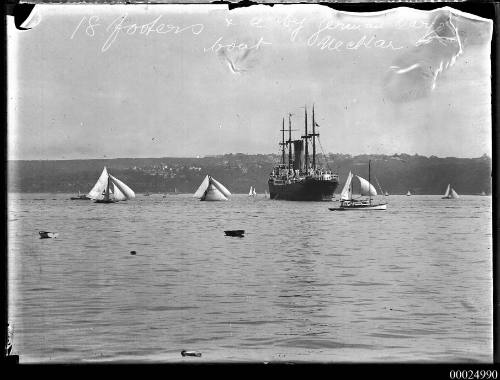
xmin=130 ymin=251 xmax=136 ymax=255
xmin=181 ymin=350 xmax=202 ymax=357
xmin=39 ymin=231 xmax=58 ymax=239
xmin=224 ymin=230 xmax=245 ymax=237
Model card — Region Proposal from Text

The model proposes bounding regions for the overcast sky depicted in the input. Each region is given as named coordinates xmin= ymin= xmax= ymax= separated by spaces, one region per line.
xmin=8 ymin=4 xmax=493 ymax=160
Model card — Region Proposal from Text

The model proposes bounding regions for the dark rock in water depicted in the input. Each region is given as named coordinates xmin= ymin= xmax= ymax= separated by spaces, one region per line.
xmin=181 ymin=350 xmax=202 ymax=357
xmin=39 ymin=231 xmax=58 ymax=239
xmin=224 ymin=230 xmax=245 ymax=237
xmin=130 ymin=251 xmax=137 ymax=255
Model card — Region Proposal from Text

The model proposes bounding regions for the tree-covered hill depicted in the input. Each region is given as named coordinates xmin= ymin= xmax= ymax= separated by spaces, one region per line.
xmin=7 ymin=153 xmax=492 ymax=195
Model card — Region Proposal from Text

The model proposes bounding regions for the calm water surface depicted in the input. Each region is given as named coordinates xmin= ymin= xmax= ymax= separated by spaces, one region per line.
xmin=8 ymin=193 xmax=492 ymax=363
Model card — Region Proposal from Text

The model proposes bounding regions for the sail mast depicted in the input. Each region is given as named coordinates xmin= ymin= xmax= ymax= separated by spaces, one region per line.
xmin=105 ymin=176 xmax=111 ymax=201
xmin=369 ymin=160 xmax=371 ymax=205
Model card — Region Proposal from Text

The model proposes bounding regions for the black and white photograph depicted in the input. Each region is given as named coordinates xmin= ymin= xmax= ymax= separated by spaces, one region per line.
xmin=5 ymin=1 xmax=494 ymax=364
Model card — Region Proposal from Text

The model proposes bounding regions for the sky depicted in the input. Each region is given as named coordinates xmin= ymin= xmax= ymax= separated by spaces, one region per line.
xmin=7 ymin=4 xmax=493 ymax=160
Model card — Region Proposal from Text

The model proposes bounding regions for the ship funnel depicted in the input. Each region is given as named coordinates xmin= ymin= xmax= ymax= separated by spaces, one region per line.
xmin=293 ymin=140 xmax=304 ymax=171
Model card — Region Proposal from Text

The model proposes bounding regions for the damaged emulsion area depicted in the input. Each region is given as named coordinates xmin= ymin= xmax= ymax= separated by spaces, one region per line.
xmin=383 ymin=11 xmax=464 ymax=103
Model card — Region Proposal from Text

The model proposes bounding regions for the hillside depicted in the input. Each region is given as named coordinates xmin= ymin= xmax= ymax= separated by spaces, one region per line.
xmin=7 ymin=153 xmax=492 ymax=195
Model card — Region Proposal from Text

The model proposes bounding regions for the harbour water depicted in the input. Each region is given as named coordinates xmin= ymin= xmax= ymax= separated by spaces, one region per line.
xmin=7 ymin=193 xmax=492 ymax=363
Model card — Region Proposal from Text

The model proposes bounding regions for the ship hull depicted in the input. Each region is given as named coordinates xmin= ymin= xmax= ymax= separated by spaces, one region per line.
xmin=329 ymin=203 xmax=387 ymax=211
xmin=268 ymin=178 xmax=338 ymax=201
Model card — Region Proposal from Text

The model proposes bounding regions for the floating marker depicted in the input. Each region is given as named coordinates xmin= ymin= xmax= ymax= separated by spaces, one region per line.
xmin=39 ymin=231 xmax=58 ymax=239
xmin=224 ymin=230 xmax=245 ymax=237
xmin=181 ymin=350 xmax=202 ymax=357
xmin=130 ymin=251 xmax=136 ymax=255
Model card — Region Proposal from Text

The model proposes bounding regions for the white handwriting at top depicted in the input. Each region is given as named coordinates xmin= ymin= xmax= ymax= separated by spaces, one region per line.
xmin=204 ymin=36 xmax=272 ymax=53
xmin=71 ymin=15 xmax=205 ymax=52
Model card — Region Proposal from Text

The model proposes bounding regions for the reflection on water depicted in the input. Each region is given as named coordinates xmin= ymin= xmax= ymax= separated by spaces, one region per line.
xmin=8 ymin=194 xmax=492 ymax=363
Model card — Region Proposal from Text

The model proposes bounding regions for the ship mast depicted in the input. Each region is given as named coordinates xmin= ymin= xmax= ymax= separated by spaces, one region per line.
xmin=303 ymin=106 xmax=309 ymax=173
xmin=288 ymin=113 xmax=292 ymax=170
xmin=312 ymin=104 xmax=318 ymax=171
xmin=280 ymin=117 xmax=286 ymax=165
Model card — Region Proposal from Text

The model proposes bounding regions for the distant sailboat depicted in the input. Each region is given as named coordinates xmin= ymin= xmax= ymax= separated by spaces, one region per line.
xmin=194 ymin=175 xmax=231 ymax=201
xmin=89 ymin=167 xmax=136 ymax=204
xmin=264 ymin=190 xmax=269 ymax=198
xmin=385 ymin=191 xmax=389 ymax=196
xmin=406 ymin=190 xmax=412 ymax=196
xmin=480 ymin=191 xmax=487 ymax=196
xmin=329 ymin=161 xmax=387 ymax=211
xmin=248 ymin=186 xmax=255 ymax=197
xmin=253 ymin=187 xmax=257 ymax=196
xmin=442 ymin=184 xmax=459 ymax=199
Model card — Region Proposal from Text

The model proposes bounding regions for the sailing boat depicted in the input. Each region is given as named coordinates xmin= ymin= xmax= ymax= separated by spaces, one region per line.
xmin=481 ymin=191 xmax=487 ymax=196
xmin=442 ymin=184 xmax=459 ymax=199
xmin=252 ymin=187 xmax=257 ymax=196
xmin=329 ymin=161 xmax=387 ymax=211
xmin=193 ymin=175 xmax=231 ymax=201
xmin=88 ymin=167 xmax=136 ymax=203
xmin=248 ymin=186 xmax=255 ymax=197
xmin=406 ymin=190 xmax=412 ymax=196
xmin=385 ymin=191 xmax=389 ymax=196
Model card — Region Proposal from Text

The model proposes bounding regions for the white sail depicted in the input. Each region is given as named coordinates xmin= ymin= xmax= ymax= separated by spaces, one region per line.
xmin=193 ymin=175 xmax=210 ymax=198
xmin=407 ymin=191 xmax=411 ymax=196
xmin=340 ymin=171 xmax=353 ymax=200
xmin=356 ymin=175 xmax=377 ymax=196
xmin=443 ymin=184 xmax=451 ymax=197
xmin=252 ymin=188 xmax=257 ymax=196
xmin=201 ymin=183 xmax=228 ymax=201
xmin=450 ymin=188 xmax=459 ymax=199
xmin=109 ymin=174 xmax=135 ymax=200
xmin=248 ymin=186 xmax=253 ymax=196
xmin=87 ymin=167 xmax=109 ymax=199
xmin=111 ymin=181 xmax=127 ymax=201
xmin=210 ymin=177 xmax=231 ymax=198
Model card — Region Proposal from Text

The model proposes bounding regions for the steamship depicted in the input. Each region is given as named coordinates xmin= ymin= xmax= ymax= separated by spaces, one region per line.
xmin=268 ymin=106 xmax=339 ymax=201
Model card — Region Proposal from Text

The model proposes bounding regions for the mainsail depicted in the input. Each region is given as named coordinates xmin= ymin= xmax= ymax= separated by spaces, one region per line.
xmin=356 ymin=175 xmax=377 ymax=196
xmin=443 ymin=184 xmax=459 ymax=199
xmin=340 ymin=171 xmax=353 ymax=201
xmin=109 ymin=174 xmax=136 ymax=199
xmin=443 ymin=184 xmax=451 ymax=198
xmin=194 ymin=175 xmax=210 ymax=198
xmin=210 ymin=177 xmax=231 ymax=198
xmin=248 ymin=186 xmax=253 ymax=196
xmin=88 ymin=167 xmax=109 ymax=199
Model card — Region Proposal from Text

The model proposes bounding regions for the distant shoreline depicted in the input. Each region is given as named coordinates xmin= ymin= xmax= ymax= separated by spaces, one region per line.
xmin=6 ymin=152 xmax=492 ymax=162
xmin=7 ymin=154 xmax=492 ymax=195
